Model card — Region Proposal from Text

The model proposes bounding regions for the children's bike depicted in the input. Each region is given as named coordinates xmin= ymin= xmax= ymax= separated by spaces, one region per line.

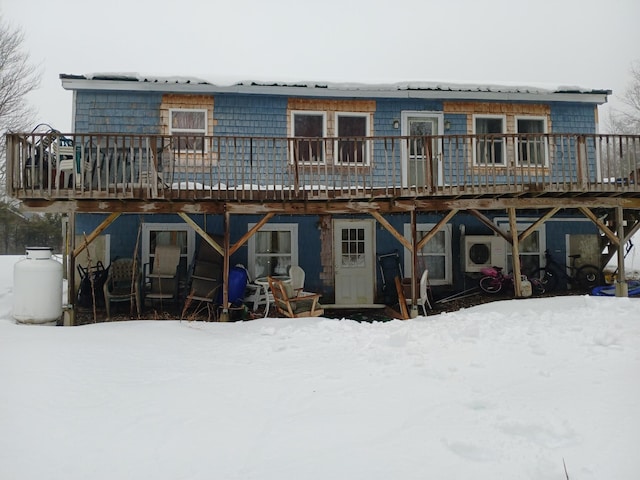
xmin=479 ymin=266 xmax=545 ymax=295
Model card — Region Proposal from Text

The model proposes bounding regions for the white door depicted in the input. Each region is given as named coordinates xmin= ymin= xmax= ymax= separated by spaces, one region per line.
xmin=334 ymin=219 xmax=375 ymax=305
xmin=401 ymin=112 xmax=444 ymax=187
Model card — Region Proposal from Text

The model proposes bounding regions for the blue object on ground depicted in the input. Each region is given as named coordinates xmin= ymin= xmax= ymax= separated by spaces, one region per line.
xmin=591 ymin=280 xmax=640 ymax=297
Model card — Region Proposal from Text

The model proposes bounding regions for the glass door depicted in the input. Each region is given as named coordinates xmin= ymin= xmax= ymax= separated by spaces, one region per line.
xmin=401 ymin=112 xmax=443 ymax=188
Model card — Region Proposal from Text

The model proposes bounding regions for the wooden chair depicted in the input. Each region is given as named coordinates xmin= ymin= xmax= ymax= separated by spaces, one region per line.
xmin=267 ymin=276 xmax=324 ymax=318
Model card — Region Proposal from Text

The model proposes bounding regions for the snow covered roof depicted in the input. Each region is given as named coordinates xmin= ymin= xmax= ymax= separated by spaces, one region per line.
xmin=59 ymin=73 xmax=611 ymax=104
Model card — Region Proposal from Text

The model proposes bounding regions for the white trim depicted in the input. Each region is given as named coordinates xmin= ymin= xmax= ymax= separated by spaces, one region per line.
xmin=141 ymin=222 xmax=196 ymax=273
xmin=61 ymin=77 xmax=611 ymax=104
xmin=333 ymin=218 xmax=376 ymax=305
xmin=403 ymin=223 xmax=452 ymax=286
xmin=290 ymin=110 xmax=327 ymax=164
xmin=333 ymin=112 xmax=371 ymax=166
xmin=514 ymin=115 xmax=549 ymax=167
xmin=494 ymin=218 xmax=547 ymax=271
xmin=169 ymin=108 xmax=208 ymax=152
xmin=247 ymin=223 xmax=299 ymax=280
xmin=472 ymin=114 xmax=507 ymax=166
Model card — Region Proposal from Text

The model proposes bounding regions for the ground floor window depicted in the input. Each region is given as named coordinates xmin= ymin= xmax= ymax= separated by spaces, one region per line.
xmin=141 ymin=223 xmax=196 ymax=280
xmin=496 ymin=219 xmax=546 ymax=274
xmin=248 ymin=223 xmax=298 ymax=280
xmin=403 ymin=223 xmax=452 ymax=285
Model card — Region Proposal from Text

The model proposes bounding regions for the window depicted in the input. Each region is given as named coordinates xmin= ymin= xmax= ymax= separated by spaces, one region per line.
xmin=516 ymin=117 xmax=548 ymax=166
xmin=474 ymin=115 xmax=505 ymax=165
xmin=170 ymin=109 xmax=207 ymax=151
xmin=291 ymin=111 xmax=326 ymax=164
xmin=335 ymin=113 xmax=370 ymax=165
xmin=340 ymin=227 xmax=366 ymax=268
xmin=496 ymin=219 xmax=546 ymax=274
xmin=403 ymin=224 xmax=452 ymax=285
xmin=248 ymin=223 xmax=298 ymax=280
xmin=141 ymin=223 xmax=196 ymax=282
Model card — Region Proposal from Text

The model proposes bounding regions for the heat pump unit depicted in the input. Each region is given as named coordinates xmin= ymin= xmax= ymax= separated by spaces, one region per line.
xmin=464 ymin=236 xmax=506 ymax=272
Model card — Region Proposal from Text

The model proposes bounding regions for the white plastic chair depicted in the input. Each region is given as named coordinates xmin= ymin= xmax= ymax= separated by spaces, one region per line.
xmin=289 ymin=265 xmax=306 ymax=297
xmin=236 ymin=264 xmax=269 ymax=312
xmin=416 ymin=269 xmax=432 ymax=315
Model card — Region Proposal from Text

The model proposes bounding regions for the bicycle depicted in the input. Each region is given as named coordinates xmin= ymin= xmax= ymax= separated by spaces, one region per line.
xmin=479 ymin=266 xmax=546 ymax=295
xmin=527 ymin=249 xmax=602 ymax=292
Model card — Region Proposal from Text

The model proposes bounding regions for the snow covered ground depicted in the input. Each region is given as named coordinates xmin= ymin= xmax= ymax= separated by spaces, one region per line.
xmin=0 ymin=254 xmax=639 ymax=480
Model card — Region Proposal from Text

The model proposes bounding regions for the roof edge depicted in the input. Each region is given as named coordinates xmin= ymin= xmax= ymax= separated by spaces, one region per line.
xmin=59 ymin=73 xmax=611 ymax=104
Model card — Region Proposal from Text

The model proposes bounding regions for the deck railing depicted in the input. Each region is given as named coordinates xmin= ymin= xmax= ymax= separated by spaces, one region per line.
xmin=6 ymin=132 xmax=640 ymax=201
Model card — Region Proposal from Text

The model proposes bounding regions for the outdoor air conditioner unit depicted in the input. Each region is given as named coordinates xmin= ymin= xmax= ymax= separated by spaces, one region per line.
xmin=464 ymin=235 xmax=507 ymax=272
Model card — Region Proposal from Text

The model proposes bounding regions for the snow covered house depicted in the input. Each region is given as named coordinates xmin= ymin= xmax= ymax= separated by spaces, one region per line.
xmin=5 ymin=73 xmax=640 ymax=322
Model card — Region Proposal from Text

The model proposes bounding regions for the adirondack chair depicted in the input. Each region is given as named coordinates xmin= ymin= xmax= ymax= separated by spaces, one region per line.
xmin=267 ymin=276 xmax=324 ymax=318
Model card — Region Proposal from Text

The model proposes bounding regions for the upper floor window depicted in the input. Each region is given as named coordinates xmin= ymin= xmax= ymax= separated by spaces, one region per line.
xmin=473 ymin=115 xmax=505 ymax=165
xmin=516 ymin=116 xmax=548 ymax=166
xmin=335 ymin=113 xmax=370 ymax=165
xmin=170 ymin=109 xmax=207 ymax=151
xmin=291 ymin=111 xmax=326 ymax=164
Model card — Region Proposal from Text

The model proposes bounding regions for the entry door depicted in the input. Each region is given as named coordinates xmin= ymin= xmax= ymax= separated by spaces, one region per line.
xmin=334 ymin=219 xmax=375 ymax=305
xmin=401 ymin=112 xmax=443 ymax=187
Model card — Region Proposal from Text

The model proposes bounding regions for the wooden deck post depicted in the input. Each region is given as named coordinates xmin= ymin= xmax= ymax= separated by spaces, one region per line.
xmin=410 ymin=210 xmax=418 ymax=318
xmin=219 ymin=209 xmax=231 ymax=321
xmin=66 ymin=212 xmax=76 ymax=326
xmin=615 ymin=207 xmax=629 ymax=297
xmin=508 ymin=208 xmax=523 ymax=297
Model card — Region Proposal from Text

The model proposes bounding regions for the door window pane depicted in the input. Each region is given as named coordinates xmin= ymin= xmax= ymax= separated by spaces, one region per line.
xmin=341 ymin=227 xmax=366 ymax=267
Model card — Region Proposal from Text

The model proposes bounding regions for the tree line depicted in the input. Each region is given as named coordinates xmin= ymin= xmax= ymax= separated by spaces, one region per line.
xmin=0 ymin=202 xmax=63 ymax=254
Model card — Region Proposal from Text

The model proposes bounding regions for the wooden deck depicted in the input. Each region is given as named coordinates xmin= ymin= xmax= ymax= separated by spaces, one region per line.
xmin=6 ymin=132 xmax=640 ymax=213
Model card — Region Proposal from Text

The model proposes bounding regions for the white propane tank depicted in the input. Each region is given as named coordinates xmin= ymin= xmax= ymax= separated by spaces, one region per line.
xmin=520 ymin=275 xmax=533 ymax=298
xmin=13 ymin=247 xmax=63 ymax=325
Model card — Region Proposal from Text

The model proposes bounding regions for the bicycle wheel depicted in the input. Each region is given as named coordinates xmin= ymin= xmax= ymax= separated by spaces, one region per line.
xmin=529 ymin=277 xmax=546 ymax=295
xmin=529 ymin=268 xmax=558 ymax=292
xmin=575 ymin=265 xmax=601 ymax=290
xmin=479 ymin=275 xmax=502 ymax=294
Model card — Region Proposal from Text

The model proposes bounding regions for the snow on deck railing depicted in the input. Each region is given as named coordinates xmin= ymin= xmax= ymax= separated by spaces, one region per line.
xmin=6 ymin=133 xmax=640 ymax=201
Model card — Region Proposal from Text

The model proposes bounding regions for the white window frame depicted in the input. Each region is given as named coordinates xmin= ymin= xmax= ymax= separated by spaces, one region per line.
xmin=141 ymin=222 xmax=196 ymax=275
xmin=334 ymin=112 xmax=371 ymax=166
xmin=169 ymin=108 xmax=208 ymax=152
xmin=473 ymin=114 xmax=506 ymax=166
xmin=403 ymin=223 xmax=452 ymax=286
xmin=247 ymin=223 xmax=299 ymax=280
xmin=495 ymin=218 xmax=546 ymax=273
xmin=290 ymin=110 xmax=327 ymax=164
xmin=515 ymin=115 xmax=549 ymax=167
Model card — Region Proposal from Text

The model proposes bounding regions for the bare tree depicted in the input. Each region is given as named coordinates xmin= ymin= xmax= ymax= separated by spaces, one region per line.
xmin=0 ymin=15 xmax=41 ymax=190
xmin=607 ymin=60 xmax=640 ymax=134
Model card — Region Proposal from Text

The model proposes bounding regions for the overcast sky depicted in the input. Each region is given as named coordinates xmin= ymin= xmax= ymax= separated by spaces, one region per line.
xmin=3 ymin=0 xmax=639 ymax=132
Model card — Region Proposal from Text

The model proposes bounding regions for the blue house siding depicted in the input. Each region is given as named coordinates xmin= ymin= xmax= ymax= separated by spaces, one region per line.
xmin=71 ymin=90 xmax=604 ymax=189
xmin=75 ymin=91 xmax=162 ymax=134
xmin=549 ymin=103 xmax=599 ymax=183
xmin=213 ymin=94 xmax=288 ymax=137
